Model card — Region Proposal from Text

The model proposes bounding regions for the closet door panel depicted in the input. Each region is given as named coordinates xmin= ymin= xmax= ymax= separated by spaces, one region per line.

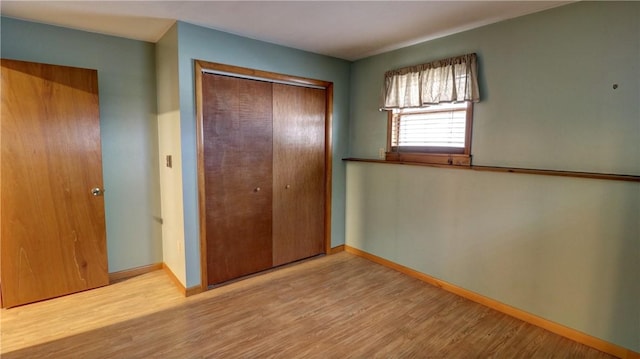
xmin=272 ymin=84 xmax=326 ymax=266
xmin=202 ymin=74 xmax=273 ymax=285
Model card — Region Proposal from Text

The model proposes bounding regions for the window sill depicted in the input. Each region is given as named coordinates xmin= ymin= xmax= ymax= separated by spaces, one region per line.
xmin=343 ymin=157 xmax=640 ymax=183
xmin=385 ymin=152 xmax=471 ymax=166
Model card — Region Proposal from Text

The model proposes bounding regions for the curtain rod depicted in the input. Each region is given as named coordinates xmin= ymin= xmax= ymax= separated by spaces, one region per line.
xmin=201 ymin=69 xmax=325 ymax=90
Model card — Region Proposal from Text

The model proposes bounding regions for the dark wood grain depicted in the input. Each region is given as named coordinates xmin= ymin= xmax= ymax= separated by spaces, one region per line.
xmin=202 ymin=73 xmax=273 ymax=285
xmin=196 ymin=61 xmax=333 ymax=288
xmin=272 ymin=84 xmax=326 ymax=266
xmin=0 ymin=59 xmax=109 ymax=308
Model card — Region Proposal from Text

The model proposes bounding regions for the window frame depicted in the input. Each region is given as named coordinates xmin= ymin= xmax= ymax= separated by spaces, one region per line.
xmin=385 ymin=101 xmax=474 ymax=166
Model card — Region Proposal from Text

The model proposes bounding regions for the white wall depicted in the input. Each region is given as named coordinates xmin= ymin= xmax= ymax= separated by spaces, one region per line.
xmin=156 ymin=24 xmax=187 ymax=285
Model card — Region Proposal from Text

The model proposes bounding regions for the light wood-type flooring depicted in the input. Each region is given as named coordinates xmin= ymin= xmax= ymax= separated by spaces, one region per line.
xmin=1 ymin=252 xmax=615 ymax=358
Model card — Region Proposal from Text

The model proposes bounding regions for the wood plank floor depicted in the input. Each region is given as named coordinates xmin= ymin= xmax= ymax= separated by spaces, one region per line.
xmin=1 ymin=252 xmax=615 ymax=358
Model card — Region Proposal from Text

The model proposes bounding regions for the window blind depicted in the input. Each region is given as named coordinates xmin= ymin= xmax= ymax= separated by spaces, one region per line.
xmin=391 ymin=106 xmax=467 ymax=149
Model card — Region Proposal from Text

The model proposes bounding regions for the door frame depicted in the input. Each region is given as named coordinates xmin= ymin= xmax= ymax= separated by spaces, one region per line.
xmin=194 ymin=60 xmax=334 ymax=291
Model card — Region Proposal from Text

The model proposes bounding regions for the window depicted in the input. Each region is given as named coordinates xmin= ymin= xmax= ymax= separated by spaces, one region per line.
xmin=386 ymin=102 xmax=473 ymax=165
xmin=380 ymin=53 xmax=479 ymax=166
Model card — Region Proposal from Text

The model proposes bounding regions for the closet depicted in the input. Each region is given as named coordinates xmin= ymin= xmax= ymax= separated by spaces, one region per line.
xmin=196 ymin=61 xmax=331 ymax=287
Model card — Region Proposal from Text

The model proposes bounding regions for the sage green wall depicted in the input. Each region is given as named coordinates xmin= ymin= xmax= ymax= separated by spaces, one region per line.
xmin=175 ymin=22 xmax=351 ymax=287
xmin=1 ymin=17 xmax=163 ymax=273
xmin=347 ymin=2 xmax=639 ymax=351
xmin=350 ymin=2 xmax=639 ymax=175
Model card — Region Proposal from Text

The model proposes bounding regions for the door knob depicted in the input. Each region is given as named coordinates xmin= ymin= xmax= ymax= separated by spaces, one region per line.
xmin=91 ymin=187 xmax=105 ymax=196
xmin=285 ymin=184 xmax=291 ymax=189
xmin=254 ymin=187 xmax=261 ymax=192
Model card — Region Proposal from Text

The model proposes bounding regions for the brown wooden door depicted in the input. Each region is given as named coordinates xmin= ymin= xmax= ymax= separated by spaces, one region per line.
xmin=272 ymin=84 xmax=326 ymax=266
xmin=202 ymin=74 xmax=273 ymax=285
xmin=1 ymin=59 xmax=109 ymax=308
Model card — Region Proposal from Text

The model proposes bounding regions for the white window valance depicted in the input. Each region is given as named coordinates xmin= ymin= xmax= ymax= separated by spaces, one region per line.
xmin=380 ymin=53 xmax=480 ymax=110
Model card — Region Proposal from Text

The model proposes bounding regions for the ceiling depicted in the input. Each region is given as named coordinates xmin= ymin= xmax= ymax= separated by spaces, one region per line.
xmin=1 ymin=1 xmax=571 ymax=61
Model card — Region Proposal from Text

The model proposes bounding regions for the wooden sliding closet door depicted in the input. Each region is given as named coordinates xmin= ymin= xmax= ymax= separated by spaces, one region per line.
xmin=202 ymin=74 xmax=273 ymax=285
xmin=272 ymin=84 xmax=326 ymax=266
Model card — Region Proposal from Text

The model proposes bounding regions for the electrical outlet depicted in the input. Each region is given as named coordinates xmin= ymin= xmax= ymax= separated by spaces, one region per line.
xmin=378 ymin=148 xmax=386 ymax=160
